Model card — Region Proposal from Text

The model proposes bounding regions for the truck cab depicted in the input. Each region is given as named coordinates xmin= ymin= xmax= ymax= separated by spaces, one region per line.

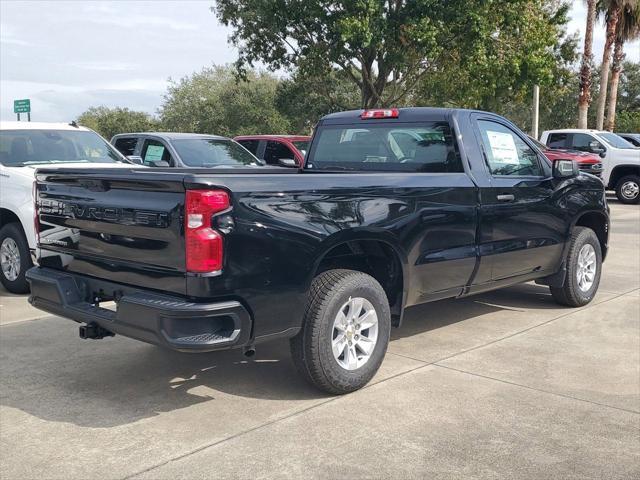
xmin=540 ymin=129 xmax=640 ymax=204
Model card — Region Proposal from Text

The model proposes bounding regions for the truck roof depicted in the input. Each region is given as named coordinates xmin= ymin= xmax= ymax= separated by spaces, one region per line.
xmin=317 ymin=107 xmax=507 ymax=126
xmin=541 ymin=128 xmax=609 ymax=135
xmin=0 ymin=121 xmax=91 ymax=132
xmin=234 ymin=134 xmax=311 ymax=141
xmin=112 ymin=132 xmax=228 ymax=141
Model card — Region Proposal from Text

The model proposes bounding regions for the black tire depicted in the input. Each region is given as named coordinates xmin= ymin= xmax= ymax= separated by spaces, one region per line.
xmin=615 ymin=175 xmax=640 ymax=204
xmin=0 ymin=223 xmax=32 ymax=294
xmin=290 ymin=269 xmax=391 ymax=394
xmin=550 ymin=227 xmax=602 ymax=307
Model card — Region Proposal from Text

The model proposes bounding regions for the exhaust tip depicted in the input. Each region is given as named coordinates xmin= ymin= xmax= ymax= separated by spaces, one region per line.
xmin=243 ymin=346 xmax=256 ymax=358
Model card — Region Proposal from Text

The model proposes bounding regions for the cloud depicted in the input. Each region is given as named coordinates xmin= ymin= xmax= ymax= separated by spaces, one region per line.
xmin=0 ymin=24 xmax=36 ymax=47
xmin=0 ymin=0 xmax=235 ymax=121
xmin=67 ymin=61 xmax=138 ymax=72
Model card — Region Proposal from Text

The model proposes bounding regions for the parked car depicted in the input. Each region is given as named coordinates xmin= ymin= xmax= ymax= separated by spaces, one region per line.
xmin=0 ymin=121 xmax=135 ymax=293
xmin=28 ymin=108 xmax=609 ymax=394
xmin=528 ymin=136 xmax=603 ymax=177
xmin=111 ymin=132 xmax=265 ymax=168
xmin=616 ymin=133 xmax=640 ymax=147
xmin=234 ymin=135 xmax=310 ymax=167
xmin=540 ymin=129 xmax=640 ymax=204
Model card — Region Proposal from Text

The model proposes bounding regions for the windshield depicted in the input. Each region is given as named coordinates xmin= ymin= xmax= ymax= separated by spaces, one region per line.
xmin=292 ymin=140 xmax=310 ymax=157
xmin=0 ymin=129 xmax=123 ymax=166
xmin=307 ymin=122 xmax=463 ymax=172
xmin=598 ymin=132 xmax=636 ymax=149
xmin=171 ymin=139 xmax=265 ymax=167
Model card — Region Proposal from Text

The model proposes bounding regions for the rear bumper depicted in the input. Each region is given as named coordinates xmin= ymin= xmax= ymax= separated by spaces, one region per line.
xmin=26 ymin=267 xmax=252 ymax=352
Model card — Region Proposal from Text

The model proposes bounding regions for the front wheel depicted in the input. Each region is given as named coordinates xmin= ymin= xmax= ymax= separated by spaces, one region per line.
xmin=615 ymin=175 xmax=640 ymax=204
xmin=290 ymin=269 xmax=391 ymax=394
xmin=550 ymin=227 xmax=602 ymax=307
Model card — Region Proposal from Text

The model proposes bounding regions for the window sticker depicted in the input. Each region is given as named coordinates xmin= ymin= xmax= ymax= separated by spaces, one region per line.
xmin=487 ymin=131 xmax=519 ymax=164
xmin=145 ymin=144 xmax=165 ymax=162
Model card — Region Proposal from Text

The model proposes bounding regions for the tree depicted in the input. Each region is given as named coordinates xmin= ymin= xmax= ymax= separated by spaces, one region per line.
xmin=594 ymin=0 xmax=627 ymax=129
xmin=214 ymin=0 xmax=574 ymax=109
xmin=76 ymin=106 xmax=159 ymax=140
xmin=605 ymin=1 xmax=639 ymax=131
xmin=275 ymin=69 xmax=360 ymax=133
xmin=578 ymin=0 xmax=598 ymax=128
xmin=159 ymin=65 xmax=290 ymax=136
xmin=412 ymin=3 xmax=577 ymax=132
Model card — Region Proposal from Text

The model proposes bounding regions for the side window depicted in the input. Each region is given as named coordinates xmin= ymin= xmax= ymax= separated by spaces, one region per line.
xmin=237 ymin=139 xmax=260 ymax=155
xmin=140 ymin=139 xmax=172 ymax=166
xmin=570 ymin=133 xmax=603 ymax=153
xmin=263 ymin=141 xmax=294 ymax=165
xmin=113 ymin=137 xmax=138 ymax=156
xmin=547 ymin=133 xmax=568 ymax=149
xmin=477 ymin=120 xmax=542 ymax=177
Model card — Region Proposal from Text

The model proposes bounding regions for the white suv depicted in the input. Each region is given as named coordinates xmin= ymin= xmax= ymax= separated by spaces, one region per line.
xmin=540 ymin=129 xmax=640 ymax=204
xmin=0 ymin=121 xmax=136 ymax=293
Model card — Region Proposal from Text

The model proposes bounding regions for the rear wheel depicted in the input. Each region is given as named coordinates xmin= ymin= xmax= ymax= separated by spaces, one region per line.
xmin=550 ymin=227 xmax=601 ymax=307
xmin=0 ymin=223 xmax=32 ymax=294
xmin=615 ymin=175 xmax=640 ymax=204
xmin=290 ymin=269 xmax=391 ymax=394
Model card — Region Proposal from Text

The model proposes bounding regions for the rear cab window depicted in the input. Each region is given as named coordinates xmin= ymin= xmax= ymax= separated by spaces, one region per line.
xmin=113 ymin=137 xmax=138 ymax=156
xmin=547 ymin=133 xmax=568 ymax=149
xmin=306 ymin=121 xmax=463 ymax=173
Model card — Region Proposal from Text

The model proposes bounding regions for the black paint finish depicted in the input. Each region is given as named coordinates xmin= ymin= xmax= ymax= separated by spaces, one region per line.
xmin=31 ymin=108 xmax=609 ymax=347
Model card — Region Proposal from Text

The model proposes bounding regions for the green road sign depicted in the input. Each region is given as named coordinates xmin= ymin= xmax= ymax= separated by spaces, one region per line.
xmin=14 ymin=99 xmax=30 ymax=114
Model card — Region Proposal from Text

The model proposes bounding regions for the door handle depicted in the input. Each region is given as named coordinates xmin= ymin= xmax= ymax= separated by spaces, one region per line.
xmin=497 ymin=194 xmax=515 ymax=202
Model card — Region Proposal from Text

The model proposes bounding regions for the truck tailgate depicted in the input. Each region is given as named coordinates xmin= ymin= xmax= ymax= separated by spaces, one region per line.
xmin=35 ymin=169 xmax=188 ymax=295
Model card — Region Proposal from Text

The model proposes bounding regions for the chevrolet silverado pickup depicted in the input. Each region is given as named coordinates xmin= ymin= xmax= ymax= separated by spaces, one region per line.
xmin=27 ymin=108 xmax=609 ymax=394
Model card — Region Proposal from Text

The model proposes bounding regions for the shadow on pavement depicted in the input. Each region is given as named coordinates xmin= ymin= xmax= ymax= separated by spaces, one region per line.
xmin=1 ymin=282 xmax=562 ymax=428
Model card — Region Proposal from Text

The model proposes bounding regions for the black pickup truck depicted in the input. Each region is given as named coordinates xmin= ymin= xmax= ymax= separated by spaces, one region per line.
xmin=27 ymin=108 xmax=609 ymax=394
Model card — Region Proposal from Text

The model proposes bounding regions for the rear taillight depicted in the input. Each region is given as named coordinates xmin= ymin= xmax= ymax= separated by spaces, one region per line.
xmin=185 ymin=190 xmax=230 ymax=273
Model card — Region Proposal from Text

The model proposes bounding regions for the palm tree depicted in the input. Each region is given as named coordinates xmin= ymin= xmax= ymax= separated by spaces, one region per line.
xmin=594 ymin=0 xmax=623 ymax=130
xmin=605 ymin=1 xmax=640 ymax=131
xmin=578 ymin=0 xmax=598 ymax=128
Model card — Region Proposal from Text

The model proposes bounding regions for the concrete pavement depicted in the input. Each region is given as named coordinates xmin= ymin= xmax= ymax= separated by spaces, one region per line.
xmin=1 ymin=198 xmax=638 ymax=479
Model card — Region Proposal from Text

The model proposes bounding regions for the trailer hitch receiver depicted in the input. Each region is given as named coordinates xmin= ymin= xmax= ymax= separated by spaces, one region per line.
xmin=79 ymin=323 xmax=115 ymax=340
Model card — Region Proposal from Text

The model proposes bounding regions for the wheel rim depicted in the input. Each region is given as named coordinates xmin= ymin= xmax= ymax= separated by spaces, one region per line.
xmin=1 ymin=237 xmax=21 ymax=282
xmin=620 ymin=181 xmax=639 ymax=200
xmin=331 ymin=297 xmax=379 ymax=371
xmin=576 ymin=244 xmax=597 ymax=292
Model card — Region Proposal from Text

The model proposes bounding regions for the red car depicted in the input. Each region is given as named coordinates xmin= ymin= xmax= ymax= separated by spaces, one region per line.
xmin=529 ymin=136 xmax=603 ymax=177
xmin=234 ymin=135 xmax=311 ymax=167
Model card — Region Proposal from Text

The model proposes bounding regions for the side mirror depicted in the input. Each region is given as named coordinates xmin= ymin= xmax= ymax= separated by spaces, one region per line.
xmin=126 ymin=155 xmax=144 ymax=165
xmin=589 ymin=141 xmax=606 ymax=155
xmin=278 ymin=158 xmax=298 ymax=168
xmin=599 ymin=150 xmax=607 ymax=158
xmin=553 ymin=159 xmax=579 ymax=178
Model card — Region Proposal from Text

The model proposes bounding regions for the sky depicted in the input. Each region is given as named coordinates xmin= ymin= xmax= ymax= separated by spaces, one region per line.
xmin=1 ymin=0 xmax=639 ymax=122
